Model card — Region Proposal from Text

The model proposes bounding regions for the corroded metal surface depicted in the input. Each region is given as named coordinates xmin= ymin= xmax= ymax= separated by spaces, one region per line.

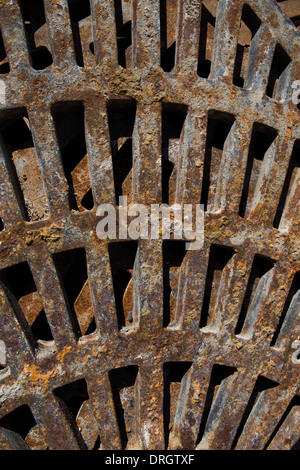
xmin=0 ymin=0 xmax=299 ymax=450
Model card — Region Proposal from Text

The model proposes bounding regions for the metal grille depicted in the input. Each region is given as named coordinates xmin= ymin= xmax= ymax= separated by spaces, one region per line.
xmin=0 ymin=0 xmax=299 ymax=450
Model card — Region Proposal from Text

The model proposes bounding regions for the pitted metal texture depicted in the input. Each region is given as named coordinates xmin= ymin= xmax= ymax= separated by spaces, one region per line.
xmin=0 ymin=0 xmax=299 ymax=450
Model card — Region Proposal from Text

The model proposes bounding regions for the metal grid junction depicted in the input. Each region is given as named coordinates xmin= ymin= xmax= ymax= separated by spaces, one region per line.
xmin=0 ymin=0 xmax=299 ymax=450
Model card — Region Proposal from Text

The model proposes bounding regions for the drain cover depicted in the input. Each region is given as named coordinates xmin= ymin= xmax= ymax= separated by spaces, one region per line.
xmin=0 ymin=0 xmax=299 ymax=450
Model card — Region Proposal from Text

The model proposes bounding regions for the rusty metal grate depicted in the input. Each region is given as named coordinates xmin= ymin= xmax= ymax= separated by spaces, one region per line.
xmin=0 ymin=0 xmax=299 ymax=451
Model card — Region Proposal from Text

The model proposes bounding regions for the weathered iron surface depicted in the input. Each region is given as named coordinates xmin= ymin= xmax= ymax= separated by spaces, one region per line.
xmin=0 ymin=0 xmax=299 ymax=450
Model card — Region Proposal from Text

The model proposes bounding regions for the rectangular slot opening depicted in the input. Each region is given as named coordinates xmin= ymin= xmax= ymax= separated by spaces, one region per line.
xmin=54 ymin=378 xmax=96 ymax=450
xmin=239 ymin=122 xmax=278 ymax=218
xmin=264 ymin=394 xmax=300 ymax=449
xmin=0 ymin=29 xmax=10 ymax=74
xmin=109 ymin=365 xmax=139 ymax=450
xmin=197 ymin=3 xmax=216 ymax=78
xmin=0 ymin=111 xmax=50 ymax=221
xmin=273 ymin=140 xmax=300 ymax=229
xmin=53 ymin=248 xmax=96 ymax=338
xmin=67 ymin=0 xmax=93 ymax=67
xmin=163 ymin=240 xmax=187 ymax=328
xmin=231 ymin=375 xmax=278 ymax=449
xmin=0 ymin=262 xmax=54 ymax=349
xmin=19 ymin=0 xmax=53 ymax=70
xmin=199 ymin=244 xmax=235 ymax=329
xmin=266 ymin=43 xmax=291 ymax=99
xmin=162 ymin=103 xmax=188 ymax=204
xmin=160 ymin=0 xmax=178 ymax=72
xmin=200 ymin=111 xmax=235 ymax=211
xmin=108 ymin=241 xmax=139 ymax=330
xmin=291 ymin=15 xmax=300 ymax=29
xmin=163 ymin=362 xmax=192 ymax=449
xmin=0 ymin=405 xmax=36 ymax=444
xmin=233 ymin=4 xmax=261 ymax=88
xmin=52 ymin=102 xmax=94 ymax=212
xmin=114 ymin=0 xmax=132 ymax=68
xmin=196 ymin=364 xmax=237 ymax=446
xmin=270 ymin=271 xmax=299 ymax=348
xmin=235 ymin=254 xmax=275 ymax=336
xmin=107 ymin=100 xmax=137 ymax=205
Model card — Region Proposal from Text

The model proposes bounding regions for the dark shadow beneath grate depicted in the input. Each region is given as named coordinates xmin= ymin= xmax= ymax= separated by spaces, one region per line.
xmin=53 ymin=248 xmax=96 ymax=338
xmin=197 ymin=4 xmax=216 ymax=78
xmin=264 ymin=394 xmax=300 ymax=449
xmin=19 ymin=0 xmax=53 ymax=70
xmin=0 ymin=404 xmax=36 ymax=441
xmin=232 ymin=4 xmax=261 ymax=88
xmin=200 ymin=111 xmax=235 ymax=211
xmin=54 ymin=379 xmax=89 ymax=420
xmin=0 ymin=28 xmax=10 ymax=74
xmin=235 ymin=254 xmax=275 ymax=335
xmin=160 ymin=0 xmax=178 ymax=72
xmin=291 ymin=15 xmax=300 ymax=28
xmin=199 ymin=244 xmax=235 ymax=329
xmin=239 ymin=122 xmax=278 ymax=219
xmin=163 ymin=240 xmax=187 ymax=327
xmin=196 ymin=364 xmax=237 ymax=446
xmin=54 ymin=378 xmax=90 ymax=449
xmin=0 ymin=262 xmax=53 ymax=346
xmin=231 ymin=375 xmax=278 ymax=449
xmin=67 ymin=0 xmax=91 ymax=67
xmin=273 ymin=140 xmax=299 ymax=229
xmin=107 ymin=100 xmax=137 ymax=204
xmin=266 ymin=43 xmax=291 ymax=99
xmin=270 ymin=271 xmax=299 ymax=347
xmin=0 ymin=110 xmax=50 ymax=221
xmin=109 ymin=365 xmax=138 ymax=450
xmin=108 ymin=241 xmax=138 ymax=329
xmin=163 ymin=361 xmax=192 ymax=449
xmin=114 ymin=0 xmax=132 ymax=68
xmin=162 ymin=103 xmax=187 ymax=204
xmin=52 ymin=101 xmax=94 ymax=212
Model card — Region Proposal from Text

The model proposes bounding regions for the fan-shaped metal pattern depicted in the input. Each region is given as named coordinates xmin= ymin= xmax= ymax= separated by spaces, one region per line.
xmin=0 ymin=0 xmax=299 ymax=450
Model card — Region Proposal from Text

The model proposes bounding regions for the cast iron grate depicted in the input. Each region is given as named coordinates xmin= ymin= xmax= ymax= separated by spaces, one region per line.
xmin=0 ymin=0 xmax=299 ymax=450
